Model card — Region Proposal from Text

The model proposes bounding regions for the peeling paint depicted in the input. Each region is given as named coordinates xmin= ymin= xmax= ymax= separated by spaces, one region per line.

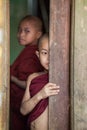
xmin=54 ymin=98 xmax=57 ymax=102
xmin=83 ymin=28 xmax=86 ymax=32
xmin=0 ymin=46 xmax=2 ymax=57
xmin=0 ymin=29 xmax=3 ymax=43
xmin=84 ymin=6 xmax=87 ymax=11
xmin=81 ymin=19 xmax=84 ymax=28
xmin=54 ymin=42 xmax=57 ymax=46
xmin=80 ymin=19 xmax=86 ymax=32
xmin=0 ymin=93 xmax=3 ymax=107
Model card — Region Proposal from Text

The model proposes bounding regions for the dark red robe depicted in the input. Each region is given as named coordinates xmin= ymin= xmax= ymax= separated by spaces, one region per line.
xmin=10 ymin=44 xmax=43 ymax=130
xmin=27 ymin=73 xmax=48 ymax=128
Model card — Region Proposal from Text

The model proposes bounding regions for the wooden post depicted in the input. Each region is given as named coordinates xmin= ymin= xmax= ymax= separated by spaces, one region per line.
xmin=49 ymin=0 xmax=70 ymax=130
xmin=0 ymin=0 xmax=10 ymax=130
xmin=71 ymin=0 xmax=87 ymax=130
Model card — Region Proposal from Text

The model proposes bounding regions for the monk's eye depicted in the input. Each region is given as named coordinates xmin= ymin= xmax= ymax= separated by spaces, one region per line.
xmin=41 ymin=51 xmax=47 ymax=55
xmin=18 ymin=28 xmax=22 ymax=33
xmin=24 ymin=28 xmax=30 ymax=33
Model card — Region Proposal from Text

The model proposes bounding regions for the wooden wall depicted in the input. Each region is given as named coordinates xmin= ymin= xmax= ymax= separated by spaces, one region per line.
xmin=0 ymin=0 xmax=10 ymax=130
xmin=71 ymin=0 xmax=87 ymax=129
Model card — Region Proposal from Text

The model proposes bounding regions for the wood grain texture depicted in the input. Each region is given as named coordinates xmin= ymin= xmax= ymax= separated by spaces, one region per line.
xmin=49 ymin=0 xmax=70 ymax=130
xmin=0 ymin=0 xmax=10 ymax=130
xmin=71 ymin=0 xmax=87 ymax=130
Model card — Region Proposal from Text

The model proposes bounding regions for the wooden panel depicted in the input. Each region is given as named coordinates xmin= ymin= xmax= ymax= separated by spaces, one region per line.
xmin=71 ymin=0 xmax=87 ymax=130
xmin=49 ymin=0 xmax=70 ymax=130
xmin=0 ymin=0 xmax=10 ymax=130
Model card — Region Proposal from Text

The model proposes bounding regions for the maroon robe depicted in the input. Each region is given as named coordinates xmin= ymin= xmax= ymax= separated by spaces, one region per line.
xmin=27 ymin=73 xmax=48 ymax=127
xmin=10 ymin=44 xmax=43 ymax=130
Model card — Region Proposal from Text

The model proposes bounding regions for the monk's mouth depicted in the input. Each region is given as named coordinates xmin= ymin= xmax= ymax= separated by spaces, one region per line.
xmin=19 ymin=39 xmax=25 ymax=42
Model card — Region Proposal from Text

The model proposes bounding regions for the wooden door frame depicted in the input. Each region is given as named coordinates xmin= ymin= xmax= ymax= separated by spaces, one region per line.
xmin=0 ymin=0 xmax=10 ymax=130
xmin=0 ymin=0 xmax=71 ymax=130
xmin=2 ymin=0 xmax=87 ymax=130
xmin=49 ymin=0 xmax=70 ymax=130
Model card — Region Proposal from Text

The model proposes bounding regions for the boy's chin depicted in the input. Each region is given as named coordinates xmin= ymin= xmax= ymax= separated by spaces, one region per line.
xmin=19 ymin=42 xmax=27 ymax=45
xmin=45 ymin=68 xmax=49 ymax=71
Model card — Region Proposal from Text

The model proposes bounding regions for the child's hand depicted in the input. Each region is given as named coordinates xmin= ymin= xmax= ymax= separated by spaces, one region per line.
xmin=39 ymin=83 xmax=60 ymax=99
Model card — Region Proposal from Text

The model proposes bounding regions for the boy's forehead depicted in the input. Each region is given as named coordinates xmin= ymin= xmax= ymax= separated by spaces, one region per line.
xmin=20 ymin=20 xmax=34 ymax=27
xmin=19 ymin=20 xmax=40 ymax=31
xmin=39 ymin=38 xmax=48 ymax=50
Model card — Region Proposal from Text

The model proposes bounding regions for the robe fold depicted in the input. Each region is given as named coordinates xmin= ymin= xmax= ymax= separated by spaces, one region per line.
xmin=10 ymin=44 xmax=43 ymax=130
xmin=27 ymin=73 xmax=49 ymax=126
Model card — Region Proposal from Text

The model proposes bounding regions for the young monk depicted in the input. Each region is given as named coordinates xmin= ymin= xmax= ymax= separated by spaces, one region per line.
xmin=20 ymin=33 xmax=60 ymax=130
xmin=10 ymin=15 xmax=44 ymax=130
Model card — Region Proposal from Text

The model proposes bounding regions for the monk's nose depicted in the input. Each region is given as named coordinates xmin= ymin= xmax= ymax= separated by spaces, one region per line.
xmin=20 ymin=30 xmax=25 ymax=37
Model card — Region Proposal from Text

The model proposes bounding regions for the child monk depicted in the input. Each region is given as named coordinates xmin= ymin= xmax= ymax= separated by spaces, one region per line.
xmin=20 ymin=33 xmax=60 ymax=130
xmin=10 ymin=15 xmax=44 ymax=130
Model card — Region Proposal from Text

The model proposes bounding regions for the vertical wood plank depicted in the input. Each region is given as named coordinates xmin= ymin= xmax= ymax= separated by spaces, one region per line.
xmin=0 ymin=0 xmax=10 ymax=130
xmin=49 ymin=0 xmax=70 ymax=130
xmin=71 ymin=0 xmax=87 ymax=130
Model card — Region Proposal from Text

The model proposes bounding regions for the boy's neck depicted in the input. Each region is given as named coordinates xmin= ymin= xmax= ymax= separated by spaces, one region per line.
xmin=25 ymin=42 xmax=37 ymax=47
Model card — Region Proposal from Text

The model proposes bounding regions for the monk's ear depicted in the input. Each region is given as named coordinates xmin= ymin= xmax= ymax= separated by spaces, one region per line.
xmin=36 ymin=51 xmax=39 ymax=58
xmin=37 ymin=31 xmax=42 ymax=39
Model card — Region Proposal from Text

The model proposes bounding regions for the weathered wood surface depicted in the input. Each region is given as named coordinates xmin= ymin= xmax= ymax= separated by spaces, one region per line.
xmin=0 ymin=0 xmax=10 ymax=130
xmin=49 ymin=0 xmax=70 ymax=130
xmin=71 ymin=0 xmax=87 ymax=130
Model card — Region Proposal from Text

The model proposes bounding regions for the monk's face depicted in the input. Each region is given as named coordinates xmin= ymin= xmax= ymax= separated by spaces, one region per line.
xmin=36 ymin=37 xmax=49 ymax=71
xmin=17 ymin=20 xmax=42 ymax=46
